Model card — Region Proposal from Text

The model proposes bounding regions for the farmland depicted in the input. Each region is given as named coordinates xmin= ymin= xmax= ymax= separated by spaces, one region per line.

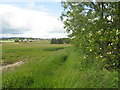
xmin=1 ymin=41 xmax=118 ymax=88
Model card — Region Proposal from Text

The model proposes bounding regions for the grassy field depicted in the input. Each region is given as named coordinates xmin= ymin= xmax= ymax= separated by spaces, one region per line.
xmin=2 ymin=41 xmax=118 ymax=88
xmin=0 ymin=40 xmax=14 ymax=42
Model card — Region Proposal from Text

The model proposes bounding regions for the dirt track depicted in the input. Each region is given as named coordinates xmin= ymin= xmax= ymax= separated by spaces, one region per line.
xmin=2 ymin=61 xmax=24 ymax=70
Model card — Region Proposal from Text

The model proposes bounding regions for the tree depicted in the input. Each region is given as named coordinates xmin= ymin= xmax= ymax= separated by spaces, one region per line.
xmin=58 ymin=39 xmax=63 ymax=44
xmin=51 ymin=38 xmax=56 ymax=44
xmin=15 ymin=39 xmax=19 ymax=42
xmin=61 ymin=2 xmax=119 ymax=69
xmin=62 ymin=38 xmax=70 ymax=44
xmin=50 ymin=38 xmax=65 ymax=44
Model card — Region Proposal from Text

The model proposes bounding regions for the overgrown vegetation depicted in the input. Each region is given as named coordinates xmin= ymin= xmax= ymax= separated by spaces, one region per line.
xmin=2 ymin=43 xmax=118 ymax=88
xmin=60 ymin=2 xmax=119 ymax=70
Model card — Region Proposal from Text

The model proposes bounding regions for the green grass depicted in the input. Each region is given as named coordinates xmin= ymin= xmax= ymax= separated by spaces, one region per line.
xmin=1 ymin=41 xmax=70 ymax=65
xmin=43 ymin=47 xmax=64 ymax=51
xmin=2 ymin=41 xmax=118 ymax=88
xmin=0 ymin=40 xmax=14 ymax=42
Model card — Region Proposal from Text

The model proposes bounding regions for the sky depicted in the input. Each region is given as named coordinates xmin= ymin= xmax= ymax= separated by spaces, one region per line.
xmin=0 ymin=0 xmax=68 ymax=38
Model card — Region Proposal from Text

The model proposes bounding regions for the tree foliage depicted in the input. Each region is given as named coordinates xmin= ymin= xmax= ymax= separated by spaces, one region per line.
xmin=61 ymin=2 xmax=120 ymax=69
xmin=15 ymin=39 xmax=19 ymax=42
xmin=50 ymin=38 xmax=70 ymax=44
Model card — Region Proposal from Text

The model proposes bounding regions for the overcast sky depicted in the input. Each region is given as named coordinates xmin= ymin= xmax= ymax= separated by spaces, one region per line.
xmin=0 ymin=0 xmax=68 ymax=38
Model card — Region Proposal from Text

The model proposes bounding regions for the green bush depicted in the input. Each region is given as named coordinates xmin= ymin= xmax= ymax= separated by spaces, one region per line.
xmin=61 ymin=2 xmax=119 ymax=70
xmin=14 ymin=39 xmax=19 ymax=42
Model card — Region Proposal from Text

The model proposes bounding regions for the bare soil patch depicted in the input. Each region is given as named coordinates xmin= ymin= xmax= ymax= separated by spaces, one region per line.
xmin=2 ymin=61 xmax=24 ymax=70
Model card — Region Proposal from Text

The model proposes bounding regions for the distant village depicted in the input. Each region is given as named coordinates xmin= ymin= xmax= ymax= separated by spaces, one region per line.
xmin=0 ymin=37 xmax=50 ymax=42
xmin=14 ymin=38 xmax=50 ymax=42
xmin=0 ymin=37 xmax=70 ymax=44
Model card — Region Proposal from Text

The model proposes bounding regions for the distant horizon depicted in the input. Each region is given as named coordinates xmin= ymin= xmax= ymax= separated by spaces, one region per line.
xmin=0 ymin=36 xmax=69 ymax=39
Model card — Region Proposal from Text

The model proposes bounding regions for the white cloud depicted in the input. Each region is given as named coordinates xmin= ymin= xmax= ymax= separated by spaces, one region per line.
xmin=0 ymin=0 xmax=62 ymax=2
xmin=0 ymin=4 xmax=67 ymax=38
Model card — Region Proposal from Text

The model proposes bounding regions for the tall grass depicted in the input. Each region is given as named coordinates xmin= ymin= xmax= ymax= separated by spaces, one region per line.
xmin=2 ymin=43 xmax=118 ymax=88
xmin=2 ymin=47 xmax=69 ymax=88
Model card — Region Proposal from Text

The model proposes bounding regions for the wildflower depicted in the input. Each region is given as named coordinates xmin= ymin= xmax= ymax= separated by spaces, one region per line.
xmin=107 ymin=52 xmax=112 ymax=54
xmin=84 ymin=57 xmax=86 ymax=59
xmin=100 ymin=55 xmax=103 ymax=58
xmin=90 ymin=49 xmax=92 ymax=51
xmin=111 ymin=43 xmax=113 ymax=45
xmin=113 ymin=63 xmax=115 ymax=65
